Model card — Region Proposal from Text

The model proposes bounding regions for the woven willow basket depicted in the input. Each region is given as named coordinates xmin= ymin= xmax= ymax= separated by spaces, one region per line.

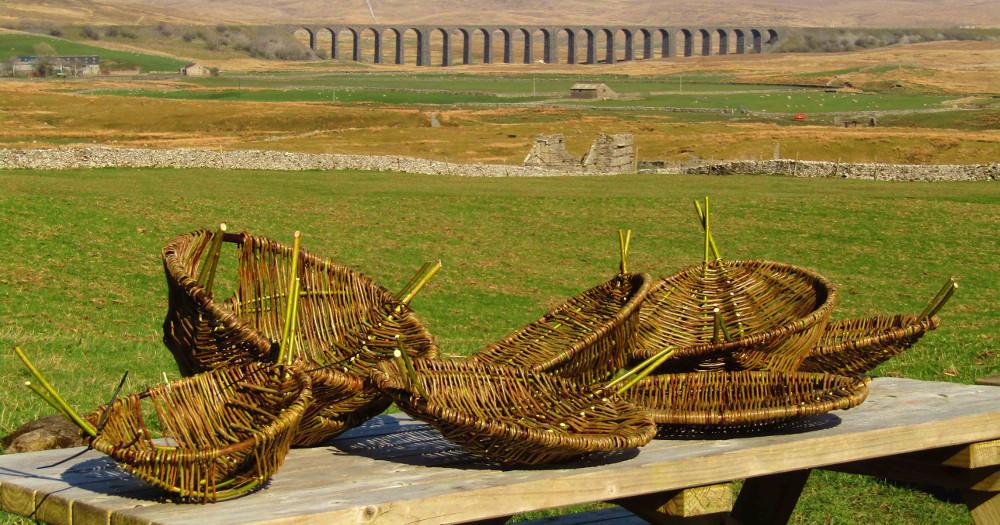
xmin=371 ymin=359 xmax=656 ymax=465
xmin=633 ymin=260 xmax=838 ymax=372
xmin=799 ymin=314 xmax=941 ymax=375
xmin=86 ymin=364 xmax=311 ymax=502
xmin=469 ymin=272 xmax=652 ymax=384
xmin=162 ymin=229 xmax=439 ymax=446
xmin=618 ymin=370 xmax=869 ymax=431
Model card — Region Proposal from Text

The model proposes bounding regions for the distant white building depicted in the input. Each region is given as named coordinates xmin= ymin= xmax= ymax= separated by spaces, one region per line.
xmin=12 ymin=55 xmax=100 ymax=76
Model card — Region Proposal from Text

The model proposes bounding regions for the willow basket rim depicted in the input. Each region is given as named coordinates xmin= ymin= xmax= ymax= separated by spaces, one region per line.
xmin=620 ymin=370 xmax=869 ymax=428
xmin=371 ymin=358 xmax=656 ymax=464
xmin=634 ymin=258 xmax=838 ymax=361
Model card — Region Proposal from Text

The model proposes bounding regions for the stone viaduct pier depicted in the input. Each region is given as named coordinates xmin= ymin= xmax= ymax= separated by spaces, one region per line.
xmin=287 ymin=25 xmax=782 ymax=66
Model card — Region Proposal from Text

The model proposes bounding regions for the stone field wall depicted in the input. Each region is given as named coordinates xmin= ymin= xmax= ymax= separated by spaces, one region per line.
xmin=679 ymin=159 xmax=1000 ymax=182
xmin=0 ymin=147 xmax=997 ymax=181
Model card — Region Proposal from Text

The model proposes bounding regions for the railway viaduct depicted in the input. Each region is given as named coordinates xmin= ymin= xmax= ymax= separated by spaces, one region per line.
xmin=286 ymin=25 xmax=783 ymax=66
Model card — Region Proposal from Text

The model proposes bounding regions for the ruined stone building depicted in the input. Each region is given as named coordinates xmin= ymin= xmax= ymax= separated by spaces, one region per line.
xmin=523 ymin=133 xmax=635 ymax=174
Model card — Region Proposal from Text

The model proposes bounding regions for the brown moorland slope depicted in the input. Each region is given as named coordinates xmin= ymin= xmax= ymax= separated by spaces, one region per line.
xmin=4 ymin=0 xmax=1000 ymax=27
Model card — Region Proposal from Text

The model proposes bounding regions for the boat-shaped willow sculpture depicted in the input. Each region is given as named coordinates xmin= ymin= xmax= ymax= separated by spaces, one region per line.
xmin=372 ymin=353 xmax=656 ymax=465
xmin=16 ymin=348 xmax=312 ymax=502
xmin=799 ymin=280 xmax=955 ymax=375
xmin=632 ymin=200 xmax=837 ymax=372
xmin=162 ymin=227 xmax=439 ymax=446
xmin=470 ymin=231 xmax=652 ymax=384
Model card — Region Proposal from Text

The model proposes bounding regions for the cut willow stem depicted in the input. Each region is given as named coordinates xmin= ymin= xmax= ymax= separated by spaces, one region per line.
xmin=398 ymin=261 xmax=441 ymax=306
xmin=278 ymin=231 xmax=302 ymax=360
xmin=287 ymin=277 xmax=301 ymax=367
xmin=96 ymin=371 xmax=129 ymax=431
xmin=618 ymin=229 xmax=631 ymax=275
xmin=604 ymin=345 xmax=676 ymax=390
xmin=396 ymin=338 xmax=429 ymax=399
xmin=615 ymin=345 xmax=676 ymax=396
xmin=703 ymin=197 xmax=711 ymax=264
xmin=918 ymin=278 xmax=958 ymax=321
xmin=16 ymin=347 xmax=96 ymax=436
xmin=694 ymin=199 xmax=722 ymax=261
xmin=396 ymin=261 xmax=434 ymax=300
xmin=196 ymin=223 xmax=227 ymax=292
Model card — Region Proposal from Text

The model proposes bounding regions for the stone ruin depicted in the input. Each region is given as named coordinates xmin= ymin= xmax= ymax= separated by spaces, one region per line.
xmin=523 ymin=133 xmax=635 ymax=174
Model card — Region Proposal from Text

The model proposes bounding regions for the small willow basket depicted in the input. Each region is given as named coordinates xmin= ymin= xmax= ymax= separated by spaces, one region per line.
xmin=86 ymin=364 xmax=311 ymax=502
xmin=617 ymin=370 xmax=869 ymax=431
xmin=371 ymin=359 xmax=656 ymax=465
xmin=799 ymin=314 xmax=942 ymax=375
xmin=633 ymin=259 xmax=837 ymax=372
xmin=470 ymin=272 xmax=652 ymax=384
xmin=162 ymin=229 xmax=438 ymax=446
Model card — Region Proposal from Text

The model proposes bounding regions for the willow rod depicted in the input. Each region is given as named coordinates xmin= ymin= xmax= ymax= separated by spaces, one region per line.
xmin=196 ymin=223 xmax=227 ymax=292
xmin=918 ymin=278 xmax=958 ymax=321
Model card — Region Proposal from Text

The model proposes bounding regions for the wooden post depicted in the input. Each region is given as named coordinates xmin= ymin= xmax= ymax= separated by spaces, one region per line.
xmin=730 ymin=470 xmax=811 ymax=524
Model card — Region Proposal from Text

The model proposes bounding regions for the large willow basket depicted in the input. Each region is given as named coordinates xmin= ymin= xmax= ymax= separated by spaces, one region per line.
xmin=86 ymin=364 xmax=311 ymax=502
xmin=371 ymin=359 xmax=656 ymax=465
xmin=798 ymin=314 xmax=941 ymax=375
xmin=162 ymin=229 xmax=438 ymax=446
xmin=618 ymin=370 xmax=868 ymax=431
xmin=633 ymin=260 xmax=837 ymax=372
xmin=469 ymin=273 xmax=652 ymax=384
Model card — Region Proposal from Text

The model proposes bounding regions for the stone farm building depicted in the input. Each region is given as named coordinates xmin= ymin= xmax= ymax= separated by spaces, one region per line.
xmin=570 ymin=83 xmax=616 ymax=100
xmin=179 ymin=63 xmax=209 ymax=76
xmin=12 ymin=55 xmax=100 ymax=76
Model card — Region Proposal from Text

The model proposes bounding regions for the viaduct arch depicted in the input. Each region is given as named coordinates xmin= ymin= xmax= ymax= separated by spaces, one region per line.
xmin=289 ymin=25 xmax=782 ymax=66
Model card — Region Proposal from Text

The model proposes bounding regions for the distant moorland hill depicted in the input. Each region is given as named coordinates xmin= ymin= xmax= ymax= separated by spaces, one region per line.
xmin=4 ymin=0 xmax=1000 ymax=28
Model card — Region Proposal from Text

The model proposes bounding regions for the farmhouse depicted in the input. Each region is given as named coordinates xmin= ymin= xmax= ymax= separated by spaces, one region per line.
xmin=179 ymin=62 xmax=209 ymax=76
xmin=11 ymin=55 xmax=99 ymax=76
xmin=570 ymin=83 xmax=616 ymax=100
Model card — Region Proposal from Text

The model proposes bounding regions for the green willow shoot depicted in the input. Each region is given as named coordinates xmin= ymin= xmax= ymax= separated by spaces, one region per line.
xmin=278 ymin=231 xmax=302 ymax=361
xmin=619 ymin=229 xmax=632 ymax=275
xmin=918 ymin=278 xmax=958 ymax=321
xmin=398 ymin=261 xmax=442 ymax=306
xmin=694 ymin=199 xmax=722 ymax=261
xmin=196 ymin=223 xmax=227 ymax=294
xmin=15 ymin=346 xmax=97 ymax=437
xmin=613 ymin=344 xmax=677 ymax=396
xmin=395 ymin=337 xmax=429 ymax=399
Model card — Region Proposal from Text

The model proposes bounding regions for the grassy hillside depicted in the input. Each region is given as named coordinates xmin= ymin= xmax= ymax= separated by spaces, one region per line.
xmin=4 ymin=0 xmax=1000 ymax=27
xmin=0 ymin=33 xmax=187 ymax=71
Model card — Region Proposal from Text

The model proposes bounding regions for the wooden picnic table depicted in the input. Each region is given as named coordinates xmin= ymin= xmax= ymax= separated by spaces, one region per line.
xmin=2 ymin=376 xmax=1000 ymax=524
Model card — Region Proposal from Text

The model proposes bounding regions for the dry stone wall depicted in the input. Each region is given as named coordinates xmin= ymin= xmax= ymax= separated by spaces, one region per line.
xmin=1 ymin=147 xmax=997 ymax=181
xmin=0 ymin=147 xmax=587 ymax=177
xmin=679 ymin=159 xmax=1000 ymax=182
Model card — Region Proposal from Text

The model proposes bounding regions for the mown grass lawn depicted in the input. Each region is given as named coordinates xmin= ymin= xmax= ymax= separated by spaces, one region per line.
xmin=1 ymin=168 xmax=998 ymax=524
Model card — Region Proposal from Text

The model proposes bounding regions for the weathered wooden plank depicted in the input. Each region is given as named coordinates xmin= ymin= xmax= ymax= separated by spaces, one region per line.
xmin=2 ymin=378 xmax=1000 ymax=525
xmin=944 ymin=439 xmax=1000 ymax=469
xmin=964 ymin=490 xmax=1000 ymax=525
xmin=730 ymin=470 xmax=810 ymax=524
xmin=975 ymin=374 xmax=1000 ymax=387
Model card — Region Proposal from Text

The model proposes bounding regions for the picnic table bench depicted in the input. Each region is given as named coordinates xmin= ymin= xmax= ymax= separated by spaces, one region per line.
xmin=2 ymin=376 xmax=1000 ymax=524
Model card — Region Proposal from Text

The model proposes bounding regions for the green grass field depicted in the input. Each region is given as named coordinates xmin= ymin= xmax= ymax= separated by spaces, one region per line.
xmin=87 ymin=87 xmax=548 ymax=104
xmin=1 ymin=168 xmax=998 ymax=523
xmin=0 ymin=33 xmax=188 ymax=72
xmin=75 ymin=70 xmax=955 ymax=113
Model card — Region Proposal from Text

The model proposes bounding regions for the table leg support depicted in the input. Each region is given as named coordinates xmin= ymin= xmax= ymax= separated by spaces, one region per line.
xmin=963 ymin=490 xmax=1000 ymax=525
xmin=729 ymin=470 xmax=811 ymax=525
